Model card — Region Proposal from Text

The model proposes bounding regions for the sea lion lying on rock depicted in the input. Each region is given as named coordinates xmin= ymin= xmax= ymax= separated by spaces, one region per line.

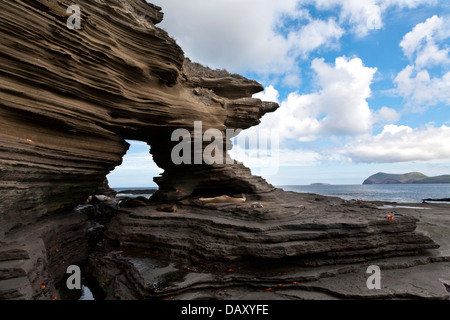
xmin=86 ymin=195 xmax=113 ymax=204
xmin=156 ymin=204 xmax=178 ymax=212
xmin=198 ymin=194 xmax=246 ymax=204
xmin=95 ymin=195 xmax=113 ymax=202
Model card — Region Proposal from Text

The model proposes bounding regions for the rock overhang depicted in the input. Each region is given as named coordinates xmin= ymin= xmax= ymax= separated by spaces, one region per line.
xmin=0 ymin=0 xmax=279 ymax=234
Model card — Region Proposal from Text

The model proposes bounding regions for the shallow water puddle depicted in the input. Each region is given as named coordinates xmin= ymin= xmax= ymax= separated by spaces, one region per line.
xmin=378 ymin=205 xmax=431 ymax=210
xmin=79 ymin=285 xmax=95 ymax=300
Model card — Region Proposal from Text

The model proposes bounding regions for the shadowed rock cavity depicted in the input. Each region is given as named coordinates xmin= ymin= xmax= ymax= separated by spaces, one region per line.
xmin=0 ymin=0 xmax=448 ymax=300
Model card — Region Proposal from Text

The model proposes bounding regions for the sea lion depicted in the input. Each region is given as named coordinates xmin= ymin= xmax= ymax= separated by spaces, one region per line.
xmin=211 ymin=96 xmax=225 ymax=106
xmin=86 ymin=194 xmax=112 ymax=204
xmin=198 ymin=194 xmax=246 ymax=204
xmin=156 ymin=204 xmax=178 ymax=213
xmin=94 ymin=195 xmax=112 ymax=202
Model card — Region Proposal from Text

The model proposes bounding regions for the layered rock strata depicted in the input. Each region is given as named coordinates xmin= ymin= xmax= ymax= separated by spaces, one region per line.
xmin=0 ymin=0 xmax=448 ymax=300
xmin=107 ymin=190 xmax=438 ymax=264
xmin=0 ymin=0 xmax=276 ymax=237
xmin=0 ymin=0 xmax=276 ymax=298
xmin=0 ymin=212 xmax=88 ymax=299
xmin=89 ymin=192 xmax=449 ymax=300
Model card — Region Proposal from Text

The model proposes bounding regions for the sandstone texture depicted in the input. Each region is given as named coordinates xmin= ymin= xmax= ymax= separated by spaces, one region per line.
xmin=1 ymin=0 xmax=448 ymax=300
xmin=0 ymin=0 xmax=277 ymax=237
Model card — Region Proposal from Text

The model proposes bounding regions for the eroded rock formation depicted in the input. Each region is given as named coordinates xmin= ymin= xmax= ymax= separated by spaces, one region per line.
xmin=1 ymin=0 xmax=448 ymax=300
xmin=0 ymin=0 xmax=276 ymax=236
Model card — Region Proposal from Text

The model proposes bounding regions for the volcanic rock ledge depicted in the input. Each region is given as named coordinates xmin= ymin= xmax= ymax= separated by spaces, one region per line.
xmin=107 ymin=190 xmax=437 ymax=263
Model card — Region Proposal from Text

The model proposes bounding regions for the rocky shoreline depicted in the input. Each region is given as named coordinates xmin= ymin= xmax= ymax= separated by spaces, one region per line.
xmin=116 ymin=189 xmax=158 ymax=195
xmin=89 ymin=190 xmax=450 ymax=300
xmin=3 ymin=188 xmax=449 ymax=300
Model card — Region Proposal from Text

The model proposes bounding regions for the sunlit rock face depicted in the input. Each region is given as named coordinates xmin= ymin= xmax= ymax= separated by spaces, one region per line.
xmin=0 ymin=0 xmax=278 ymax=236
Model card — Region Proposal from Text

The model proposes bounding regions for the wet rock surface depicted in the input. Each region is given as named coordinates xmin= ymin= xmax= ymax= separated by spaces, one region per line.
xmin=0 ymin=212 xmax=88 ymax=300
xmin=87 ymin=190 xmax=449 ymax=300
xmin=1 ymin=188 xmax=449 ymax=300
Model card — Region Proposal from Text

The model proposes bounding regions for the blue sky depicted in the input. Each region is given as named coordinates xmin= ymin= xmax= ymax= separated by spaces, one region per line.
xmin=107 ymin=0 xmax=450 ymax=188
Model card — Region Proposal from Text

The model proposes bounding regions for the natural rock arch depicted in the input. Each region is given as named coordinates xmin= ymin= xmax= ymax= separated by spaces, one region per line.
xmin=1 ymin=0 xmax=446 ymax=301
xmin=0 ymin=0 xmax=277 ymax=237
xmin=106 ymin=140 xmax=161 ymax=190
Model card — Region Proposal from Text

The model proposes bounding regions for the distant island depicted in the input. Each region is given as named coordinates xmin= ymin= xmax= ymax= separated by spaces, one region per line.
xmin=310 ymin=183 xmax=331 ymax=186
xmin=363 ymin=172 xmax=450 ymax=184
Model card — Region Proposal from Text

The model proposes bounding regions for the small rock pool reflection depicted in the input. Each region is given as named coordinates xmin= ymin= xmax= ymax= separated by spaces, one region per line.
xmin=79 ymin=285 xmax=94 ymax=300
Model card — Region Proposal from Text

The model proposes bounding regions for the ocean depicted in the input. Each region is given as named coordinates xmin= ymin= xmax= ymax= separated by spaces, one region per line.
xmin=279 ymin=184 xmax=450 ymax=203
xmin=113 ymin=184 xmax=450 ymax=203
xmin=114 ymin=187 xmax=158 ymax=199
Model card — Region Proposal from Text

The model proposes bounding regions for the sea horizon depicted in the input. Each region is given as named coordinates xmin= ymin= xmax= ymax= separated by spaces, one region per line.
xmin=113 ymin=184 xmax=450 ymax=204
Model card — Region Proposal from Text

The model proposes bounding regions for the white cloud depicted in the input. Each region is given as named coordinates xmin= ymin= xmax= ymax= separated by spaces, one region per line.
xmin=253 ymin=56 xmax=377 ymax=142
xmin=110 ymin=152 xmax=160 ymax=171
xmin=344 ymin=124 xmax=450 ymax=163
xmin=156 ymin=0 xmax=343 ymax=75
xmin=233 ymin=123 xmax=450 ymax=169
xmin=313 ymin=0 xmax=383 ymax=36
xmin=395 ymin=66 xmax=450 ymax=109
xmin=382 ymin=0 xmax=437 ymax=6
xmin=415 ymin=42 xmax=449 ymax=69
xmin=231 ymin=138 xmax=323 ymax=176
xmin=282 ymin=73 xmax=302 ymax=88
xmin=253 ymin=85 xmax=280 ymax=103
xmin=107 ymin=141 xmax=163 ymax=187
xmin=312 ymin=0 xmax=438 ymax=36
xmin=395 ymin=15 xmax=450 ymax=109
xmin=399 ymin=15 xmax=449 ymax=67
xmin=288 ymin=18 xmax=344 ymax=57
